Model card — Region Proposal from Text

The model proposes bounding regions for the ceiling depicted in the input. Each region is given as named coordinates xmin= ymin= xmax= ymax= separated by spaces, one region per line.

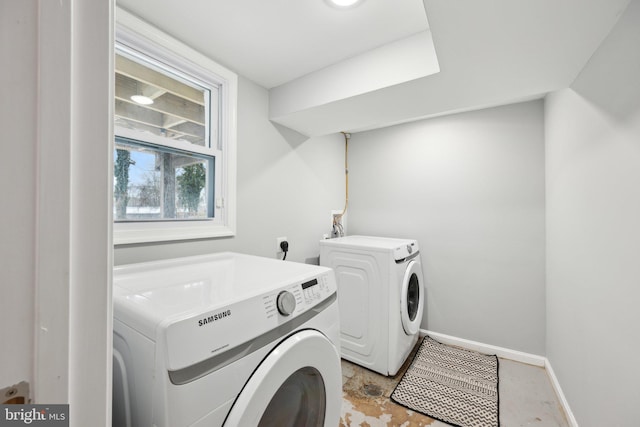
xmin=116 ymin=0 xmax=429 ymax=89
xmin=116 ymin=0 xmax=632 ymax=136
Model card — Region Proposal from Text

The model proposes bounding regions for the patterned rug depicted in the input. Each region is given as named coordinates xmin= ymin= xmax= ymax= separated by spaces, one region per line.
xmin=390 ymin=336 xmax=499 ymax=427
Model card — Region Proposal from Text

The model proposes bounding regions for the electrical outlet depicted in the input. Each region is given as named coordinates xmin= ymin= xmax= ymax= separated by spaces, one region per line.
xmin=277 ymin=236 xmax=288 ymax=252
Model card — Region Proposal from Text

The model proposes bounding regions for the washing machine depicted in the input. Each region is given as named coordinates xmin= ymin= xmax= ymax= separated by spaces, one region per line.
xmin=319 ymin=235 xmax=424 ymax=376
xmin=112 ymin=252 xmax=342 ymax=427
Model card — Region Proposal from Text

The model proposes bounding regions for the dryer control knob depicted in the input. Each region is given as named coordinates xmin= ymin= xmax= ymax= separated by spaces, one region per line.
xmin=276 ymin=291 xmax=296 ymax=316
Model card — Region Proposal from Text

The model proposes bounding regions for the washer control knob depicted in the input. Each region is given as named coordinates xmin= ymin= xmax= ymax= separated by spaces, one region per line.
xmin=406 ymin=244 xmax=413 ymax=254
xmin=276 ymin=291 xmax=296 ymax=316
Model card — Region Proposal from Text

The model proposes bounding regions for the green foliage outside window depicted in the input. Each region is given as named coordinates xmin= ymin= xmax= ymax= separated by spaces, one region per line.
xmin=177 ymin=164 xmax=206 ymax=215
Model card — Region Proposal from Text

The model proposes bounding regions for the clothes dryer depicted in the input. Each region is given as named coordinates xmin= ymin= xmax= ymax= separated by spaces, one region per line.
xmin=319 ymin=235 xmax=424 ymax=376
xmin=112 ymin=252 xmax=341 ymax=427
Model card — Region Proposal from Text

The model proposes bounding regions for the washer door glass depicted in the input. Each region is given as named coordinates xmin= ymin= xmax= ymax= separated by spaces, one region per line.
xmin=406 ymin=274 xmax=420 ymax=321
xmin=400 ymin=260 xmax=424 ymax=335
xmin=258 ymin=367 xmax=325 ymax=427
xmin=223 ymin=330 xmax=341 ymax=427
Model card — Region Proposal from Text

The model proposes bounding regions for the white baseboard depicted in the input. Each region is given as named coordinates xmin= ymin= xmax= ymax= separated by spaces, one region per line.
xmin=420 ymin=329 xmax=578 ymax=426
xmin=420 ymin=329 xmax=546 ymax=367
xmin=544 ymin=359 xmax=579 ymax=427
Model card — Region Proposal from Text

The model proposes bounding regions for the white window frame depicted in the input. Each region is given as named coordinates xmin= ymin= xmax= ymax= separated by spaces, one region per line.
xmin=114 ymin=8 xmax=237 ymax=245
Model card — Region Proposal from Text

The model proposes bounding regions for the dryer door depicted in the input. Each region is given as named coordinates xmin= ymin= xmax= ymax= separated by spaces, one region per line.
xmin=223 ymin=330 xmax=341 ymax=427
xmin=400 ymin=260 xmax=424 ymax=335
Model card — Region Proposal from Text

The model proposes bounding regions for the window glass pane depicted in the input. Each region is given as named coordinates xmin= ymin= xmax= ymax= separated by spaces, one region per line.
xmin=114 ymin=139 xmax=214 ymax=221
xmin=115 ymin=50 xmax=215 ymax=148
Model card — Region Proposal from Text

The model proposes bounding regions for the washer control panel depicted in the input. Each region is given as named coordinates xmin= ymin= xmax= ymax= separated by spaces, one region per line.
xmin=261 ymin=273 xmax=333 ymax=321
xmin=301 ymin=277 xmax=327 ymax=304
xmin=165 ymin=269 xmax=336 ymax=371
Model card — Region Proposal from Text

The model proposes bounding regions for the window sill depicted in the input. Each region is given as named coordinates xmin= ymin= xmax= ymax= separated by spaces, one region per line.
xmin=113 ymin=220 xmax=235 ymax=245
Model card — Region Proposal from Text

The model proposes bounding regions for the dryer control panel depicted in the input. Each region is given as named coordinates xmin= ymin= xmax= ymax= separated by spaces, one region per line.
xmin=163 ymin=268 xmax=337 ymax=371
xmin=261 ymin=274 xmax=333 ymax=321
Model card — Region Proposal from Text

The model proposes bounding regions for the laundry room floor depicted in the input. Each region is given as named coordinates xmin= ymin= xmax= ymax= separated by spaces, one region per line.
xmin=340 ymin=345 xmax=570 ymax=427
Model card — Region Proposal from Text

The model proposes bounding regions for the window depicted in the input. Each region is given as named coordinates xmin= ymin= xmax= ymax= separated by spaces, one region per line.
xmin=114 ymin=9 xmax=237 ymax=244
xmin=114 ymin=138 xmax=214 ymax=220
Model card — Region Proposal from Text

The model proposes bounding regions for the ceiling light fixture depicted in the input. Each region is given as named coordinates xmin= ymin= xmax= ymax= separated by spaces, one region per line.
xmin=130 ymin=95 xmax=154 ymax=105
xmin=326 ymin=0 xmax=364 ymax=9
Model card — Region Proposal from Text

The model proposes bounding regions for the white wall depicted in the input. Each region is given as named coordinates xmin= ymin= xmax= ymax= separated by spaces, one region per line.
xmin=1 ymin=1 xmax=113 ymax=425
xmin=545 ymin=1 xmax=640 ymax=425
xmin=0 ymin=0 xmax=37 ymax=391
xmin=347 ymin=101 xmax=546 ymax=355
xmin=114 ymin=77 xmax=346 ymax=265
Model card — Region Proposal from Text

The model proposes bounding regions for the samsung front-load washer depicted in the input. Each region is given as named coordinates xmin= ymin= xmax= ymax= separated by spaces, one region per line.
xmin=112 ymin=252 xmax=341 ymax=427
xmin=319 ymin=235 xmax=424 ymax=376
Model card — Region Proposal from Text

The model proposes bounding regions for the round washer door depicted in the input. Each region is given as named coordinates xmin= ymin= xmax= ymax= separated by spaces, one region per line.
xmin=400 ymin=260 xmax=424 ymax=335
xmin=224 ymin=330 xmax=341 ymax=427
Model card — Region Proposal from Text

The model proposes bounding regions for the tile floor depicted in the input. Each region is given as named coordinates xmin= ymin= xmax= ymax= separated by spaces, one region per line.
xmin=340 ymin=344 xmax=569 ymax=427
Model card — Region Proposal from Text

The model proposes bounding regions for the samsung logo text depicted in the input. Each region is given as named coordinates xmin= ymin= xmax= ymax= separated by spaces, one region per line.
xmin=198 ymin=309 xmax=231 ymax=327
